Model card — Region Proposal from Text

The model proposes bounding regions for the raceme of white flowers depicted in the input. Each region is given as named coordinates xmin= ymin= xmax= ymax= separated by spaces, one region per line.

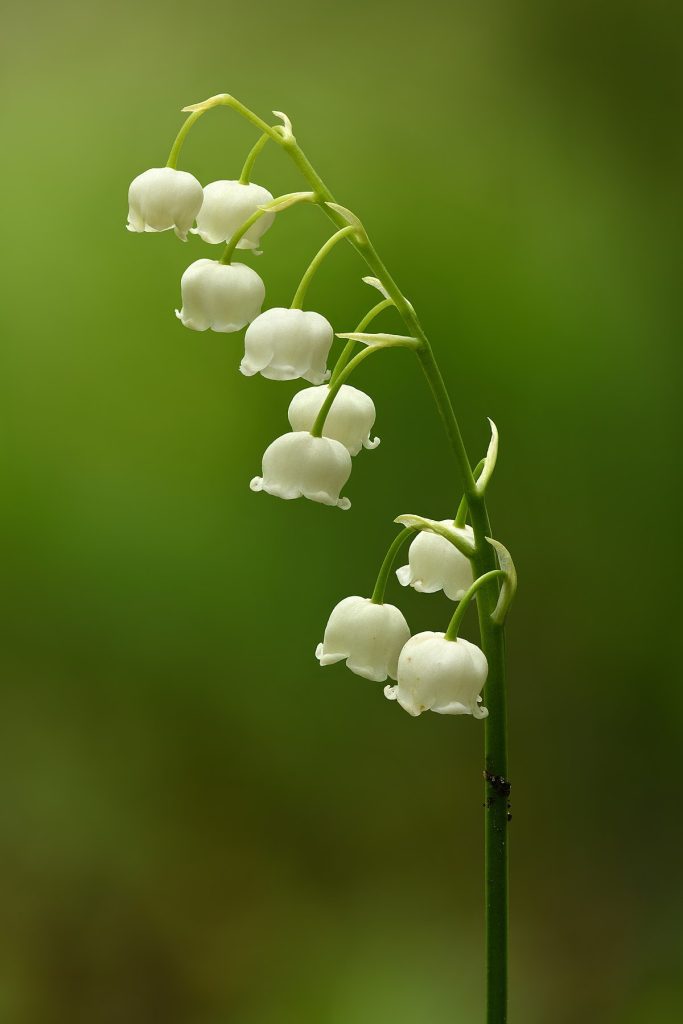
xmin=126 ymin=127 xmax=505 ymax=726
xmin=250 ymin=432 xmax=352 ymax=509
xmin=176 ymin=259 xmax=265 ymax=332
xmin=316 ymin=596 xmax=410 ymax=682
xmin=127 ymin=168 xmax=204 ymax=241
xmin=397 ymin=523 xmax=474 ymax=601
xmin=193 ymin=180 xmax=275 ymax=247
xmin=288 ymin=384 xmax=379 ymax=456
xmin=385 ymin=634 xmax=489 ymax=718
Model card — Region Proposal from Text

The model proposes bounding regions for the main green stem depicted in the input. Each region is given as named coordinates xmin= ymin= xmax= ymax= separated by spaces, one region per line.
xmin=197 ymin=94 xmax=509 ymax=1023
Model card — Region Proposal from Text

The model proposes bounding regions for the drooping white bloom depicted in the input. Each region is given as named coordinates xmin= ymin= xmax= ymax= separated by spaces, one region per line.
xmin=396 ymin=523 xmax=474 ymax=601
xmin=287 ymin=384 xmax=379 ymax=456
xmin=240 ymin=308 xmax=333 ymax=384
xmin=176 ymin=259 xmax=265 ymax=333
xmin=193 ymin=180 xmax=275 ymax=247
xmin=316 ymin=596 xmax=410 ymax=682
xmin=250 ymin=431 xmax=352 ymax=509
xmin=127 ymin=167 xmax=204 ymax=241
xmin=385 ymin=632 xmax=488 ymax=718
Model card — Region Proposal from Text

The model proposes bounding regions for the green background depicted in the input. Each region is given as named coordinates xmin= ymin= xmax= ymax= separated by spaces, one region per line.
xmin=1 ymin=2 xmax=681 ymax=1021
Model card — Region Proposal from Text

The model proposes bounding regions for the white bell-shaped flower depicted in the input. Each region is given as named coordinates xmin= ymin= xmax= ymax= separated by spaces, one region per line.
xmin=396 ymin=523 xmax=474 ymax=601
xmin=316 ymin=596 xmax=410 ymax=682
xmin=127 ymin=167 xmax=203 ymax=241
xmin=250 ymin=431 xmax=352 ymax=509
xmin=193 ymin=180 xmax=275 ymax=247
xmin=287 ymin=384 xmax=379 ymax=456
xmin=176 ymin=259 xmax=265 ymax=333
xmin=385 ymin=632 xmax=488 ymax=718
xmin=240 ymin=308 xmax=333 ymax=384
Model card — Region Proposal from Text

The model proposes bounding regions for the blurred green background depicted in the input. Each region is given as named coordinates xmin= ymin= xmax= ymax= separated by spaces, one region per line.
xmin=1 ymin=1 xmax=681 ymax=1021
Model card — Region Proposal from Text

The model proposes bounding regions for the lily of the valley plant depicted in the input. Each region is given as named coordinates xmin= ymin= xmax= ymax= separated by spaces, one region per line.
xmin=127 ymin=93 xmax=518 ymax=1024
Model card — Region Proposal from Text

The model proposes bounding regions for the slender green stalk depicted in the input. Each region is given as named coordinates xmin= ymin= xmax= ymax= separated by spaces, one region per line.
xmin=355 ymin=298 xmax=395 ymax=333
xmin=310 ymin=346 xmax=380 ymax=437
xmin=370 ymin=528 xmax=414 ymax=604
xmin=220 ymin=207 xmax=264 ymax=263
xmin=445 ymin=571 xmax=506 ymax=641
xmin=330 ymin=298 xmax=394 ymax=386
xmin=190 ymin=93 xmax=510 ymax=1023
xmin=239 ymin=132 xmax=270 ymax=184
xmin=182 ymin=94 xmax=287 ymax=145
xmin=166 ymin=109 xmax=206 ymax=168
xmin=220 ymin=191 xmax=315 ymax=264
xmin=290 ymin=226 xmax=356 ymax=309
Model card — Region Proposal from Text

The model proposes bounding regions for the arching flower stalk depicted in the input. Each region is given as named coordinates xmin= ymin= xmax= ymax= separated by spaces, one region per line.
xmin=288 ymin=383 xmax=379 ymax=454
xmin=125 ymin=93 xmax=518 ymax=1024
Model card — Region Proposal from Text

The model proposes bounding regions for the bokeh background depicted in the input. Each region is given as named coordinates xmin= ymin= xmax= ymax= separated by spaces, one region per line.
xmin=1 ymin=2 xmax=681 ymax=1021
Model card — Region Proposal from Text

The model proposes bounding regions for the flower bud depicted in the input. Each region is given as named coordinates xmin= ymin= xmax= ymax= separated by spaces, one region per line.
xmin=176 ymin=259 xmax=265 ymax=333
xmin=396 ymin=523 xmax=474 ymax=601
xmin=240 ymin=308 xmax=333 ymax=384
xmin=127 ymin=167 xmax=203 ymax=241
xmin=316 ymin=596 xmax=410 ymax=682
xmin=192 ymin=180 xmax=275 ymax=247
xmin=250 ymin=431 xmax=352 ymax=509
xmin=287 ymin=384 xmax=379 ymax=456
xmin=385 ymin=633 xmax=488 ymax=717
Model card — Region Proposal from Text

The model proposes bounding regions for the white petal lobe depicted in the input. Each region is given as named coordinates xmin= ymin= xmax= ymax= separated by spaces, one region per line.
xmin=127 ymin=167 xmax=204 ymax=241
xmin=177 ymin=259 xmax=265 ymax=333
xmin=251 ymin=432 xmax=352 ymax=509
xmin=316 ymin=597 xmax=411 ymax=682
xmin=192 ymin=180 xmax=275 ymax=247
xmin=242 ymin=308 xmax=334 ymax=383
xmin=388 ymin=633 xmax=488 ymax=718
xmin=396 ymin=523 xmax=474 ymax=601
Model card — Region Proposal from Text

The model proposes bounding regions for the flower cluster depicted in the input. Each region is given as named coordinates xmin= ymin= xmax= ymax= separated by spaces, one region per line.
xmin=315 ymin=528 xmax=489 ymax=718
xmin=126 ymin=162 xmax=382 ymax=513
xmin=126 ymin=99 xmax=515 ymax=722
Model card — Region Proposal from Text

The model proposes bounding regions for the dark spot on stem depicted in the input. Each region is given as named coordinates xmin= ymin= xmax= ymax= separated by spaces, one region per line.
xmin=483 ymin=770 xmax=512 ymax=798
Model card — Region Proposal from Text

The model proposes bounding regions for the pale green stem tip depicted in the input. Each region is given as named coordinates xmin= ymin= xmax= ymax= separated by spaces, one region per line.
xmin=445 ymin=570 xmax=506 ymax=641
xmin=371 ymin=528 xmax=415 ymax=604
